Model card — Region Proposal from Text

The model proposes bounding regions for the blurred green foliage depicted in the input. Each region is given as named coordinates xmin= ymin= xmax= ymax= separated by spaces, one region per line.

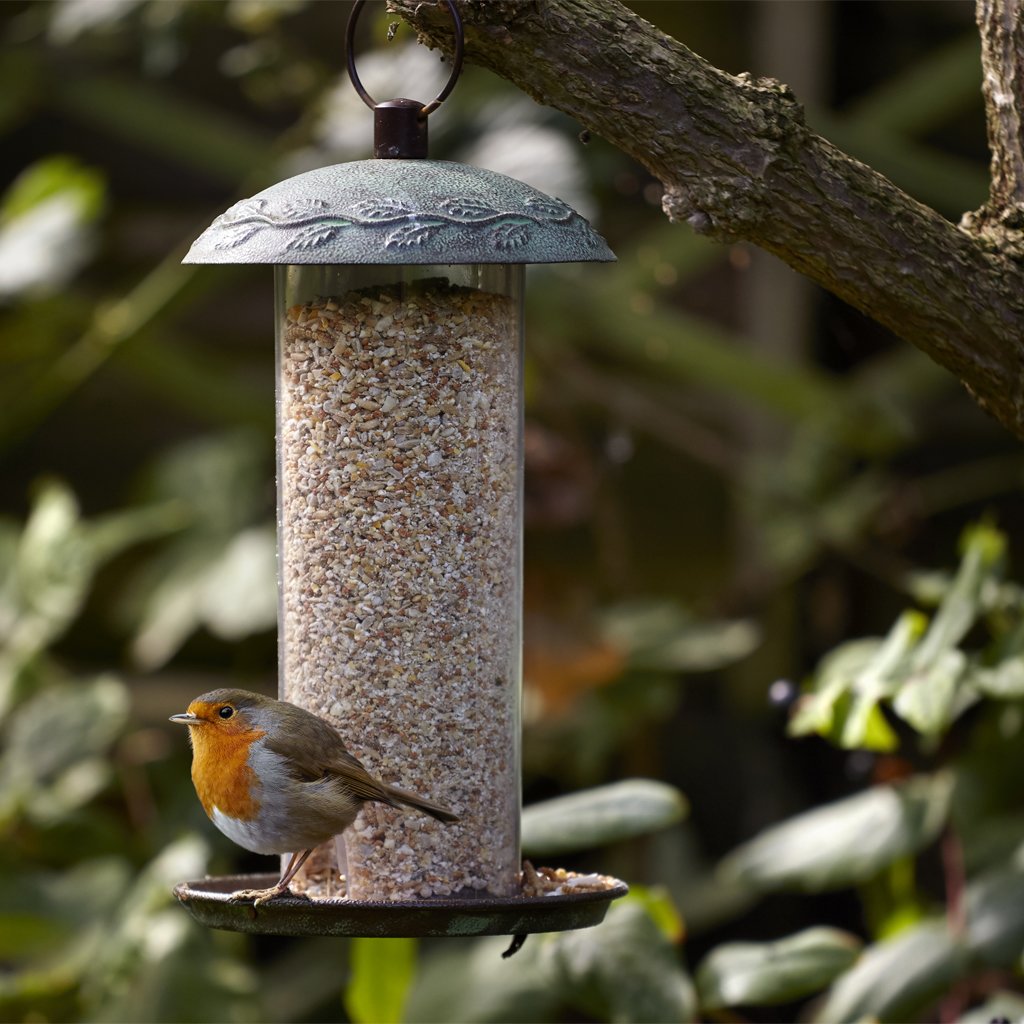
xmin=2 ymin=0 xmax=1024 ymax=1021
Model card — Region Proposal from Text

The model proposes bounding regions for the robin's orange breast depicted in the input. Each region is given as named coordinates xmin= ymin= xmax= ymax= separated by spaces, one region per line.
xmin=189 ymin=725 xmax=265 ymax=823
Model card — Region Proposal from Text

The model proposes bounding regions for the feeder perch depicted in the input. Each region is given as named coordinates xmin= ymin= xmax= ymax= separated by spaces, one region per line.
xmin=173 ymin=0 xmax=625 ymax=940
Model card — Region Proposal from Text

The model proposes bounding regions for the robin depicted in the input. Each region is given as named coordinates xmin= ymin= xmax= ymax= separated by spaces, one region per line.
xmin=170 ymin=687 xmax=458 ymax=905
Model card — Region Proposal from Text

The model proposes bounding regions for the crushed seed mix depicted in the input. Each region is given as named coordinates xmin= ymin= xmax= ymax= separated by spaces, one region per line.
xmin=278 ymin=279 xmax=522 ymax=900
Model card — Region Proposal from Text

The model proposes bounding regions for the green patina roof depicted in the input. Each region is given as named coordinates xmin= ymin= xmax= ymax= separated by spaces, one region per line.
xmin=184 ymin=159 xmax=615 ymax=266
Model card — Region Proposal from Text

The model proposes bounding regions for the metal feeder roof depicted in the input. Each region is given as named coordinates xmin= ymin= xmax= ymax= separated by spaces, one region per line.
xmin=183 ymin=159 xmax=615 ymax=266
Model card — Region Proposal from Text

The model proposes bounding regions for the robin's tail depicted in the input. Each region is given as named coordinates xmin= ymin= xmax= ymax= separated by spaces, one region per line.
xmin=384 ymin=783 xmax=459 ymax=823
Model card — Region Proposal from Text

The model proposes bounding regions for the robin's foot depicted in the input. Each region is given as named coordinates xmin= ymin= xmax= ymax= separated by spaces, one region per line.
xmin=228 ymin=885 xmax=290 ymax=906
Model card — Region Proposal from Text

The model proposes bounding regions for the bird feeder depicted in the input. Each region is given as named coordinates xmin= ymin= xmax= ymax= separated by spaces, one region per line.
xmin=173 ymin=0 xmax=625 ymax=942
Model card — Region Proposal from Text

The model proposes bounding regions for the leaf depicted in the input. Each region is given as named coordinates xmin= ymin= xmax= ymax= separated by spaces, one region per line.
xmin=47 ymin=1 xmax=147 ymax=44
xmin=211 ymin=222 xmax=263 ymax=249
xmin=523 ymin=196 xmax=571 ymax=219
xmin=264 ymin=939 xmax=361 ymax=1024
xmin=130 ymin=547 xmax=222 ymax=669
xmin=969 ymin=654 xmax=1024 ymax=698
xmin=408 ymin=897 xmax=695 ymax=1024
xmin=130 ymin=526 xmax=276 ymax=668
xmin=790 ymin=612 xmax=923 ymax=750
xmin=792 ymin=524 xmax=1015 ymax=748
xmin=719 ymin=773 xmax=954 ymax=894
xmin=695 ymin=927 xmax=862 ymax=1009
xmin=126 ymin=432 xmax=274 ymax=667
xmin=0 ymin=858 xmax=128 ymax=964
xmin=1 ymin=155 xmax=104 ymax=223
xmin=0 ymin=858 xmax=130 ymax=1014
xmin=140 ymin=430 xmax=267 ymax=532
xmin=0 ymin=676 xmax=130 ymax=827
xmin=640 ymin=618 xmax=759 ymax=671
xmin=344 ymin=938 xmax=417 ymax=1024
xmin=197 ymin=526 xmax=278 ymax=640
xmin=960 ymin=813 xmax=1024 ymax=874
xmin=600 ymin=599 xmax=760 ymax=672
xmin=0 ymin=480 xmax=182 ymax=713
xmin=0 ymin=157 xmax=105 ymax=299
xmin=920 ymin=523 xmax=1006 ymax=657
xmin=351 ymin=198 xmax=412 ymax=222
xmin=284 ymin=223 xmax=348 ymax=252
xmin=522 ymin=779 xmax=688 ymax=857
xmin=836 ymin=691 xmax=902 ymax=751
xmin=76 ymin=837 xmax=261 ymax=1024
xmin=626 ymin=885 xmax=686 ymax=943
xmin=788 ymin=639 xmax=884 ymax=739
xmin=440 ymin=197 xmax=499 ymax=221
xmin=384 ymin=221 xmax=443 ymax=249
xmin=3 ymin=480 xmax=90 ymax=655
xmin=956 ymin=991 xmax=1024 ymax=1024
xmin=892 ymin=647 xmax=968 ymax=736
xmin=885 ymin=525 xmax=1005 ymax=735
xmin=963 ymin=857 xmax=1024 ymax=967
xmin=491 ymin=221 xmax=531 ymax=251
xmin=406 ymin=936 xmax=560 ymax=1024
xmin=553 ymin=898 xmax=697 ymax=1023
xmin=812 ymin=920 xmax=967 ymax=1024
xmin=276 ymin=198 xmax=328 ymax=221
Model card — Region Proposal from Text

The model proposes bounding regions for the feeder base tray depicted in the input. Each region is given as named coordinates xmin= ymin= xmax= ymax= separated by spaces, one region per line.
xmin=173 ymin=873 xmax=628 ymax=938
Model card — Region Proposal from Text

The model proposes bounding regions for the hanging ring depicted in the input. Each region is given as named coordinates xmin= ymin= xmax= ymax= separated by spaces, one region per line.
xmin=346 ymin=0 xmax=465 ymax=116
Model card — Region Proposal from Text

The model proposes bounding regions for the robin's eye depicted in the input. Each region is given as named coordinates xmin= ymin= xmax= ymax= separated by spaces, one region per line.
xmin=218 ymin=706 xmax=235 ymax=719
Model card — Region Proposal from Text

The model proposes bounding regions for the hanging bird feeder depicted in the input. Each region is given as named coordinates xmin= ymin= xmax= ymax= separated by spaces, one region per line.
xmin=173 ymin=0 xmax=625 ymax=943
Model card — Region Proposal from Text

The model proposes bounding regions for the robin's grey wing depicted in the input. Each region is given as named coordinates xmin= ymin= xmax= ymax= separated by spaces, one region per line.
xmin=262 ymin=705 xmax=392 ymax=804
xmin=322 ymin=748 xmax=395 ymax=805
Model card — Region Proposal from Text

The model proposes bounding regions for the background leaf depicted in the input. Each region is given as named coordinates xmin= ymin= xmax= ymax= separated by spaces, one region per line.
xmin=812 ymin=920 xmax=967 ymax=1024
xmin=522 ymin=778 xmax=688 ymax=857
xmin=0 ymin=676 xmax=129 ymax=827
xmin=963 ymin=851 xmax=1024 ymax=967
xmin=344 ymin=937 xmax=417 ymax=1024
xmin=599 ymin=599 xmax=760 ymax=672
xmin=0 ymin=156 xmax=104 ymax=300
xmin=956 ymin=991 xmax=1024 ymax=1023
xmin=406 ymin=936 xmax=560 ymax=1024
xmin=552 ymin=898 xmax=697 ymax=1024
xmin=719 ymin=774 xmax=954 ymax=893
xmin=695 ymin=926 xmax=862 ymax=1009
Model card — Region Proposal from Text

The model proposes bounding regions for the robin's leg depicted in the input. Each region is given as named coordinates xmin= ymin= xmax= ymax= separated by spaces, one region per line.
xmin=334 ymin=835 xmax=349 ymax=895
xmin=228 ymin=849 xmax=313 ymax=906
xmin=275 ymin=848 xmax=313 ymax=891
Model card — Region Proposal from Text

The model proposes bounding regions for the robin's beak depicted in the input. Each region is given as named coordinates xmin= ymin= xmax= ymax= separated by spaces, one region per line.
xmin=169 ymin=711 xmax=201 ymax=725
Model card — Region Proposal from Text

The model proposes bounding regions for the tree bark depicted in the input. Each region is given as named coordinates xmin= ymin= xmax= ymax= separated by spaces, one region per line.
xmin=389 ymin=0 xmax=1024 ymax=440
xmin=963 ymin=0 xmax=1024 ymax=248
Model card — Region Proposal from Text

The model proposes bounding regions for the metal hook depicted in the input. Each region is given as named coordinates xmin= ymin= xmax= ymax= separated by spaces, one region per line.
xmin=346 ymin=0 xmax=465 ymax=116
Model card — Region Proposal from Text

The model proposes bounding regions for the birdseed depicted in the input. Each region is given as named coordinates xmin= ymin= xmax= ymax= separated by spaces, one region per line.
xmin=278 ymin=278 xmax=521 ymax=900
xmin=289 ymin=860 xmax=621 ymax=901
xmin=520 ymin=861 xmax=620 ymax=897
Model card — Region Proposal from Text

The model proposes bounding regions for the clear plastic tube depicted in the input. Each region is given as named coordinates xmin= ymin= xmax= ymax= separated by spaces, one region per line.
xmin=275 ymin=263 xmax=523 ymax=899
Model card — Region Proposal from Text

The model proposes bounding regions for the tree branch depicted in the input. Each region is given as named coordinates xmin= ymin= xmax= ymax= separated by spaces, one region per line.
xmin=390 ymin=0 xmax=1024 ymax=440
xmin=962 ymin=0 xmax=1024 ymax=249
